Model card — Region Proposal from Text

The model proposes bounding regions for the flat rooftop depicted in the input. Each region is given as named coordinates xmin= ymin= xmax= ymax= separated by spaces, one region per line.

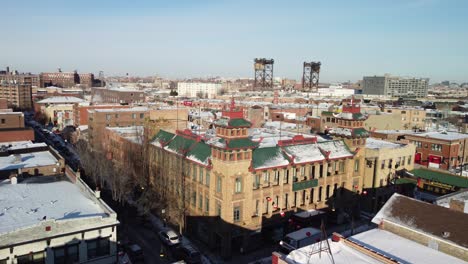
xmin=410 ymin=131 xmax=468 ymax=141
xmin=0 ymin=178 xmax=108 ymax=235
xmin=0 ymin=151 xmax=58 ymax=171
xmin=365 ymin=138 xmax=406 ymax=150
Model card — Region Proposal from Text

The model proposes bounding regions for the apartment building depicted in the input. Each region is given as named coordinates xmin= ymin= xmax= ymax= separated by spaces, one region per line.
xmin=40 ymin=71 xmax=79 ymax=88
xmin=35 ymin=96 xmax=85 ymax=130
xmin=73 ymin=104 xmax=131 ymax=126
xmin=88 ymin=107 xmax=148 ymax=149
xmin=0 ymin=111 xmax=34 ymax=142
xmin=0 ymin=83 xmax=32 ymax=109
xmin=177 ymin=82 xmax=222 ymax=99
xmin=0 ymin=67 xmax=40 ymax=87
xmin=405 ymin=131 xmax=468 ymax=170
xmin=362 ymin=75 xmax=429 ymax=98
xmin=383 ymin=107 xmax=427 ymax=130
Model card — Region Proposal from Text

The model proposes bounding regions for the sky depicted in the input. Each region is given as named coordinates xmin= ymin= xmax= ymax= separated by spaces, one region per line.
xmin=1 ymin=0 xmax=467 ymax=83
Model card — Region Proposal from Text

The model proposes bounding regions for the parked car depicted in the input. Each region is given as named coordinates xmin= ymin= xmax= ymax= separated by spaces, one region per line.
xmin=174 ymin=244 xmax=202 ymax=264
xmin=158 ymin=228 xmax=181 ymax=246
xmin=279 ymin=227 xmax=322 ymax=253
xmin=127 ymin=244 xmax=144 ymax=263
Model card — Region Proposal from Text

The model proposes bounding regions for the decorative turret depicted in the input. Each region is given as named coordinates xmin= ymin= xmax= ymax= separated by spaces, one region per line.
xmin=328 ymin=96 xmax=369 ymax=152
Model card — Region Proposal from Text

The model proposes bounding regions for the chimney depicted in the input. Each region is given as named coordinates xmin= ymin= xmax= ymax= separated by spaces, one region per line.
xmin=95 ymin=187 xmax=101 ymax=199
xmin=6 ymin=66 xmax=10 ymax=73
xmin=10 ymin=176 xmax=17 ymax=185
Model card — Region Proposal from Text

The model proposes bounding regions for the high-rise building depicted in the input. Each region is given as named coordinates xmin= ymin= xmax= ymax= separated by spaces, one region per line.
xmin=0 ymin=83 xmax=32 ymax=109
xmin=362 ymin=75 xmax=429 ymax=98
xmin=177 ymin=82 xmax=222 ymax=99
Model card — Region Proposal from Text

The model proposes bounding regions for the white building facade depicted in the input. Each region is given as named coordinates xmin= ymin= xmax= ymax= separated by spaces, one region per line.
xmin=177 ymin=82 xmax=222 ymax=99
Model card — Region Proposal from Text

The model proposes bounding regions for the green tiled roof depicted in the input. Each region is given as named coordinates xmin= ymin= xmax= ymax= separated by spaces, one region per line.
xmin=166 ymin=135 xmax=196 ymax=154
xmin=321 ymin=111 xmax=334 ymax=116
xmin=411 ymin=168 xmax=468 ymax=188
xmin=252 ymin=146 xmax=290 ymax=170
xmin=187 ymin=142 xmax=211 ymax=165
xmin=227 ymin=138 xmax=259 ymax=149
xmin=352 ymin=113 xmax=366 ymax=120
xmin=395 ymin=178 xmax=417 ymax=185
xmin=152 ymin=130 xmax=175 ymax=144
xmin=214 ymin=117 xmax=252 ymax=128
xmin=353 ymin=127 xmax=369 ymax=137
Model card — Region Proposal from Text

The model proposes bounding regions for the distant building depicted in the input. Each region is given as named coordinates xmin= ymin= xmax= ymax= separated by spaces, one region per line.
xmin=35 ymin=96 xmax=85 ymax=130
xmin=0 ymin=175 xmax=119 ymax=263
xmin=40 ymin=70 xmax=96 ymax=88
xmin=0 ymin=83 xmax=32 ymax=109
xmin=362 ymin=75 xmax=429 ymax=98
xmin=0 ymin=67 xmax=40 ymax=87
xmin=91 ymin=87 xmax=145 ymax=104
xmin=177 ymin=82 xmax=222 ymax=99
xmin=405 ymin=131 xmax=468 ymax=170
xmin=88 ymin=107 xmax=148 ymax=150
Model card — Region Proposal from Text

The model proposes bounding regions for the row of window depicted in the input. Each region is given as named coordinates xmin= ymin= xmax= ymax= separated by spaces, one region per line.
xmin=216 ymin=127 xmax=248 ymax=137
xmin=212 ymin=149 xmax=251 ymax=161
xmin=105 ymin=113 xmax=145 ymax=120
xmin=413 ymin=141 xmax=443 ymax=152
xmin=380 ymin=155 xmax=412 ymax=169
xmin=6 ymin=237 xmax=110 ymax=264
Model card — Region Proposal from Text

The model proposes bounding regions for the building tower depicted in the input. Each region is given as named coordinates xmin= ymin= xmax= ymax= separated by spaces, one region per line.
xmin=302 ymin=62 xmax=321 ymax=92
xmin=254 ymin=58 xmax=274 ymax=91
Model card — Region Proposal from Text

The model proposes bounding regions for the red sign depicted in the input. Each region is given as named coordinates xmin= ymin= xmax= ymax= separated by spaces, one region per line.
xmin=183 ymin=101 xmax=193 ymax=106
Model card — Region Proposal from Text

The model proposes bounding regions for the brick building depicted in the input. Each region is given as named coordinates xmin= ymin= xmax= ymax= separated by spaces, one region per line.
xmin=91 ymin=87 xmax=145 ymax=104
xmin=40 ymin=71 xmax=79 ymax=88
xmin=0 ymin=111 xmax=34 ymax=142
xmin=405 ymin=131 xmax=468 ymax=170
xmin=0 ymin=83 xmax=32 ymax=109
xmin=88 ymin=107 xmax=149 ymax=150
xmin=73 ymin=104 xmax=131 ymax=126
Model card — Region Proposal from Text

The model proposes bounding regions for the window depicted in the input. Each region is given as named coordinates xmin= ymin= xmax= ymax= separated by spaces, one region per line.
xmin=54 ymin=244 xmax=79 ymax=264
xmin=326 ymin=185 xmax=331 ymax=199
xmin=140 ymin=113 xmax=144 ymax=118
xmin=318 ymin=186 xmax=323 ymax=201
xmin=192 ymin=166 xmax=197 ymax=180
xmin=311 ymin=165 xmax=316 ymax=179
xmin=284 ymin=193 xmax=288 ymax=208
xmin=319 ymin=164 xmax=324 ymax=178
xmin=414 ymin=141 xmax=422 ymax=148
xmin=17 ymin=251 xmax=45 ymax=264
xmin=233 ymin=207 xmax=241 ymax=222
xmin=283 ymin=169 xmax=289 ymax=184
xmin=274 ymin=170 xmax=280 ymax=185
xmin=216 ymin=176 xmax=222 ymax=193
xmin=87 ymin=237 xmax=110 ymax=260
xmin=205 ymin=172 xmax=210 ymax=186
xmin=115 ymin=114 xmax=119 ymax=118
xmin=254 ymin=200 xmax=260 ymax=216
xmin=354 ymin=160 xmax=359 ymax=172
xmin=106 ymin=114 xmax=111 ymax=121
xmin=274 ymin=196 xmax=280 ymax=210
xmin=339 ymin=161 xmax=345 ymax=173
xmin=132 ymin=113 xmax=136 ymax=119
xmin=293 ymin=192 xmax=297 ymax=207
xmin=408 ymin=155 xmax=412 ymax=165
xmin=263 ymin=171 xmax=270 ymax=186
xmin=300 ymin=166 xmax=305 ymax=176
xmin=381 ymin=160 xmax=385 ymax=169
xmin=198 ymin=194 xmax=203 ymax=209
xmin=237 ymin=152 xmax=242 ymax=160
xmin=216 ymin=201 xmax=221 ymax=216
xmin=431 ymin=144 xmax=442 ymax=152
xmin=402 ymin=156 xmax=405 ymax=166
xmin=235 ymin=177 xmax=242 ymax=193
xmin=254 ymin=174 xmax=260 ymax=189
xmin=199 ymin=169 xmax=203 ymax=183
xmin=1 ymin=119 xmax=5 ymax=124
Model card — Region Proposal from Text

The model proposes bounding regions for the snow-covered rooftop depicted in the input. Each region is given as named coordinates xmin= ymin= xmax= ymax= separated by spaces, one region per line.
xmin=0 ymin=179 xmax=107 ymax=235
xmin=93 ymin=106 xmax=148 ymax=112
xmin=37 ymin=96 xmax=84 ymax=104
xmin=412 ymin=131 xmax=468 ymax=141
xmin=0 ymin=151 xmax=59 ymax=171
xmin=365 ymin=138 xmax=406 ymax=150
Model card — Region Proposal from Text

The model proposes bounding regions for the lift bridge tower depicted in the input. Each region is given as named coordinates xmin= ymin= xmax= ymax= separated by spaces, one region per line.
xmin=254 ymin=58 xmax=274 ymax=91
xmin=302 ymin=61 xmax=321 ymax=92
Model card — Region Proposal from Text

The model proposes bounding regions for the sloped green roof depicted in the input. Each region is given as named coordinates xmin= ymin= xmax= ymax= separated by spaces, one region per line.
xmin=227 ymin=138 xmax=259 ymax=149
xmin=353 ymin=127 xmax=369 ymax=137
xmin=187 ymin=142 xmax=211 ymax=165
xmin=395 ymin=178 xmax=417 ymax=185
xmin=214 ymin=117 xmax=252 ymax=128
xmin=152 ymin=130 xmax=175 ymax=144
xmin=352 ymin=113 xmax=366 ymax=120
xmin=411 ymin=168 xmax=468 ymax=188
xmin=321 ymin=111 xmax=334 ymax=116
xmin=165 ymin=135 xmax=196 ymax=154
xmin=252 ymin=146 xmax=290 ymax=170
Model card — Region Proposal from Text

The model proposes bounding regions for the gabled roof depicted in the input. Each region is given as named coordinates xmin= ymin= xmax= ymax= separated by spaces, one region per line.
xmin=410 ymin=168 xmax=468 ymax=188
xmin=186 ymin=142 xmax=211 ymax=166
xmin=226 ymin=138 xmax=259 ymax=149
xmin=164 ymin=135 xmax=196 ymax=155
xmin=252 ymin=146 xmax=290 ymax=170
xmin=372 ymin=193 xmax=468 ymax=248
xmin=317 ymin=140 xmax=354 ymax=160
xmin=283 ymin=144 xmax=325 ymax=164
xmin=214 ymin=117 xmax=252 ymax=128
xmin=151 ymin=130 xmax=175 ymax=147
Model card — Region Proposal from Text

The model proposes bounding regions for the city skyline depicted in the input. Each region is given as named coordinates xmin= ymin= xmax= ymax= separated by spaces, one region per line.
xmin=2 ymin=0 xmax=467 ymax=83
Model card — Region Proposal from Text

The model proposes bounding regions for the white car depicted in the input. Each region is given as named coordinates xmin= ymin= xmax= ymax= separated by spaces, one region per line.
xmin=158 ymin=228 xmax=181 ymax=246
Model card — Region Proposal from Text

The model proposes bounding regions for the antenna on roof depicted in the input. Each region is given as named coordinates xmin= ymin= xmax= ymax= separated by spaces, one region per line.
xmin=305 ymin=220 xmax=335 ymax=264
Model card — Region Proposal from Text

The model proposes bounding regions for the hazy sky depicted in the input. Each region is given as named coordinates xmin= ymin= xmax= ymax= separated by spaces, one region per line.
xmin=1 ymin=0 xmax=467 ymax=83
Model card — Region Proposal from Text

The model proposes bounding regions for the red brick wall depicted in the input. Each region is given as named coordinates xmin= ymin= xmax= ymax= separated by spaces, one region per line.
xmin=0 ymin=129 xmax=34 ymax=142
